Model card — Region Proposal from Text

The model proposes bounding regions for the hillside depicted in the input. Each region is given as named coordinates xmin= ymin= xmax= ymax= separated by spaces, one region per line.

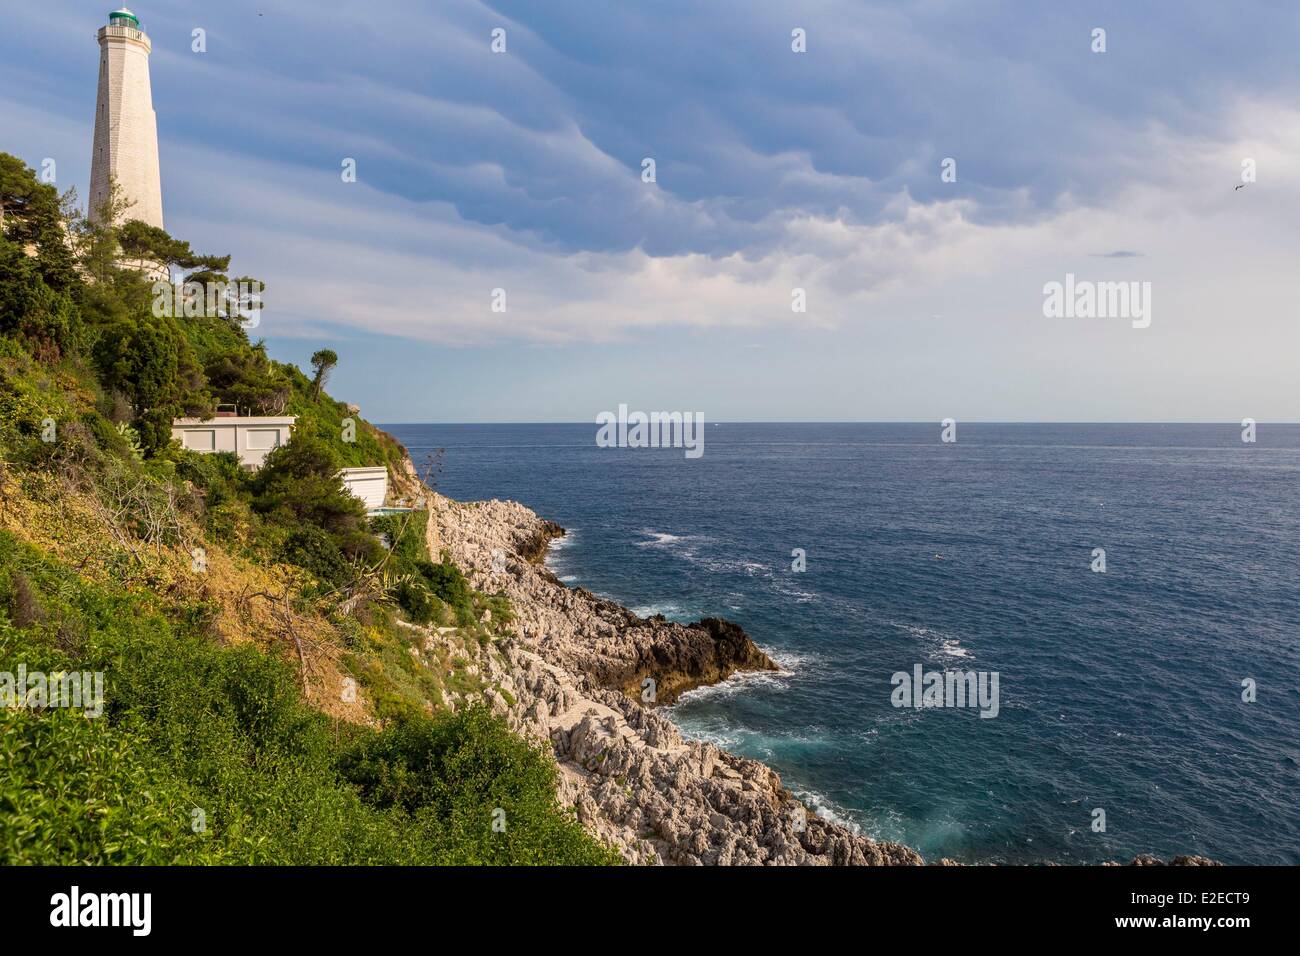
xmin=0 ymin=152 xmax=618 ymax=864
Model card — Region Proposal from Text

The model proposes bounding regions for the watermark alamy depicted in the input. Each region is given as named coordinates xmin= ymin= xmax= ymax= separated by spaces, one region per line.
xmin=1 ymin=665 xmax=105 ymax=718
xmin=595 ymin=404 xmax=705 ymax=459
xmin=1043 ymin=273 xmax=1151 ymax=329
xmin=891 ymin=665 xmax=1000 ymax=718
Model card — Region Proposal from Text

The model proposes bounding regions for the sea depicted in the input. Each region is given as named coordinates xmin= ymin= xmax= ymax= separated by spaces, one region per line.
xmin=383 ymin=422 xmax=1300 ymax=865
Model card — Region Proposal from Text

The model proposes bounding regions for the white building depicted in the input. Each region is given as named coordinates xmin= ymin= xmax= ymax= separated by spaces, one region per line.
xmin=171 ymin=415 xmax=296 ymax=469
xmin=172 ymin=418 xmax=393 ymax=515
xmin=339 ymin=467 xmax=389 ymax=511
xmin=90 ymin=8 xmax=164 ymax=230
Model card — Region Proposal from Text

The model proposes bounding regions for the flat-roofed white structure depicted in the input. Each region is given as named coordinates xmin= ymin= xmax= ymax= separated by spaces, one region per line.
xmin=172 ymin=416 xmax=296 ymax=468
xmin=339 ymin=466 xmax=388 ymax=511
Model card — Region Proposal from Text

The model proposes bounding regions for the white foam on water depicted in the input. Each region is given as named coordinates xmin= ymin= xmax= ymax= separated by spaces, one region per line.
xmin=938 ymin=638 xmax=971 ymax=660
xmin=671 ymin=666 xmax=791 ymax=704
xmin=547 ymin=528 xmax=577 ymax=551
xmin=544 ymin=528 xmax=579 ymax=578
xmin=773 ymin=581 xmax=819 ymax=603
xmin=631 ymin=532 xmax=825 ymax=607
xmin=630 ymin=602 xmax=696 ymax=621
xmin=667 ymin=645 xmax=815 ymax=707
xmin=767 ymin=648 xmax=821 ymax=673
xmin=671 ymin=717 xmax=832 ymax=763
xmin=635 ymin=529 xmax=700 ymax=549
xmin=894 ymin=622 xmax=974 ymax=662
xmin=790 ymin=787 xmax=863 ymax=836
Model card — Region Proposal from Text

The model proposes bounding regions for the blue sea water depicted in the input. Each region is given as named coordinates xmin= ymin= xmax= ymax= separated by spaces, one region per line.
xmin=383 ymin=422 xmax=1300 ymax=864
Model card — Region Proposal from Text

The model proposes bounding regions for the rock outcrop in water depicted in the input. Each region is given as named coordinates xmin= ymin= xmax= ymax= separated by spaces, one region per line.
xmin=412 ymin=490 xmax=922 ymax=865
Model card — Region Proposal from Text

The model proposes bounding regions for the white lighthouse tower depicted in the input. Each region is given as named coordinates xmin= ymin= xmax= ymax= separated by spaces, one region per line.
xmin=89 ymin=8 xmax=164 ymax=229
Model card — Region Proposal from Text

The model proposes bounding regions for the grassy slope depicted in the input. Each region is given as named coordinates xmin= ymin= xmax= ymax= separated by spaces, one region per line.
xmin=0 ymin=227 xmax=618 ymax=865
xmin=0 ymin=529 xmax=611 ymax=864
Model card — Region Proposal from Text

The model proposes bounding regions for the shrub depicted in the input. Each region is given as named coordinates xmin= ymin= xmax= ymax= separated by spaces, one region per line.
xmin=278 ymin=525 xmax=353 ymax=587
xmin=423 ymin=559 xmax=471 ymax=608
xmin=252 ymin=434 xmax=364 ymax=533
xmin=394 ymin=579 xmax=437 ymax=625
xmin=340 ymin=707 xmax=622 ymax=865
xmin=0 ymin=532 xmax=617 ymax=865
xmin=175 ymin=449 xmax=245 ymax=509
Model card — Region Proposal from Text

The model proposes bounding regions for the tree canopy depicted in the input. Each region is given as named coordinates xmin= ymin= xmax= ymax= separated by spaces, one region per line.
xmin=119 ymin=219 xmax=231 ymax=280
xmin=310 ymin=348 xmax=339 ymax=400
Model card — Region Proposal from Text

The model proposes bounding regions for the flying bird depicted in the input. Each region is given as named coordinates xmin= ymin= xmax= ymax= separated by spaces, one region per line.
xmin=1235 ymin=183 xmax=1247 ymax=190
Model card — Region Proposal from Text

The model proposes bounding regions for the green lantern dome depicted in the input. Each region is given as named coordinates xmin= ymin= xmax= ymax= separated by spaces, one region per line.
xmin=108 ymin=8 xmax=140 ymax=27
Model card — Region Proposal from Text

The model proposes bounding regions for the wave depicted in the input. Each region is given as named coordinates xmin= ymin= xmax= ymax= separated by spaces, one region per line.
xmin=630 ymin=602 xmax=698 ymax=621
xmin=670 ymin=714 xmax=831 ymax=757
xmin=633 ymin=530 xmax=824 ymax=605
xmin=671 ymin=666 xmax=792 ymax=704
xmin=937 ymin=638 xmax=971 ymax=661
xmin=634 ymin=529 xmax=706 ymax=549
xmin=894 ymin=622 xmax=974 ymax=662
xmin=544 ymin=529 xmax=578 ymax=580
xmin=544 ymin=529 xmax=575 ymax=558
xmin=667 ymin=645 xmax=815 ymax=707
xmin=789 ymin=787 xmax=864 ymax=836
xmin=767 ymin=648 xmax=822 ymax=673
xmin=632 ymin=529 xmax=715 ymax=569
xmin=548 ymin=527 xmax=577 ymax=549
xmin=772 ymin=581 xmax=819 ymax=603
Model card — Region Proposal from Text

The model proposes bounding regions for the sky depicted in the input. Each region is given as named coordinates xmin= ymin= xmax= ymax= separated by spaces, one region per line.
xmin=1 ymin=0 xmax=1298 ymax=423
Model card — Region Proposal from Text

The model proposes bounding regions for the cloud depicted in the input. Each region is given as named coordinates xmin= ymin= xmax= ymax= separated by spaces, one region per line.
xmin=4 ymin=1 xmax=1300 ymax=422
xmin=122 ymin=94 xmax=1296 ymax=355
xmin=18 ymin=0 xmax=1295 ymax=261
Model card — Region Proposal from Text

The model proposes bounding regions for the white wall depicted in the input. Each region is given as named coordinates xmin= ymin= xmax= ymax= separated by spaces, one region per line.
xmin=339 ymin=467 xmax=388 ymax=511
xmin=171 ymin=417 xmax=296 ymax=468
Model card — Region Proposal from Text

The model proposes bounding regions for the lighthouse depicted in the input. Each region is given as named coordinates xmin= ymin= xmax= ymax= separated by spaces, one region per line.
xmin=89 ymin=8 xmax=164 ymax=229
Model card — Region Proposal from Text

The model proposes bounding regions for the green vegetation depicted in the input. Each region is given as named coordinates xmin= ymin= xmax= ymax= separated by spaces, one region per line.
xmin=310 ymin=348 xmax=338 ymax=400
xmin=347 ymin=508 xmax=516 ymax=723
xmin=372 ymin=509 xmax=488 ymax=628
xmin=0 ymin=152 xmax=616 ymax=865
xmin=0 ymin=534 xmax=617 ymax=864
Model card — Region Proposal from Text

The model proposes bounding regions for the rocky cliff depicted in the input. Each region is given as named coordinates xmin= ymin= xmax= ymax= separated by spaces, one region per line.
xmin=403 ymin=484 xmax=922 ymax=866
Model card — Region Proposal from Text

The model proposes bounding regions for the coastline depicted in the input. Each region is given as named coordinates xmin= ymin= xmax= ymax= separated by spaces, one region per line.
xmin=402 ymin=466 xmax=921 ymax=864
xmin=392 ymin=457 xmax=1218 ymax=867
